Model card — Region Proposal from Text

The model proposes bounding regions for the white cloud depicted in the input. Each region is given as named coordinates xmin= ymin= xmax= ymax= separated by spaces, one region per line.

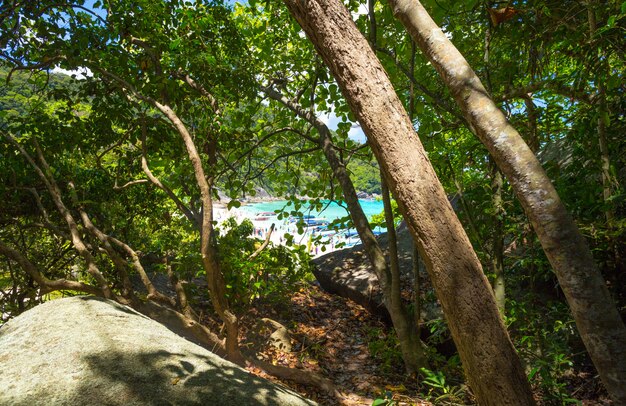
xmin=320 ymin=110 xmax=366 ymax=144
xmin=51 ymin=66 xmax=93 ymax=80
xmin=348 ymin=123 xmax=366 ymax=143
xmin=355 ymin=3 xmax=369 ymax=17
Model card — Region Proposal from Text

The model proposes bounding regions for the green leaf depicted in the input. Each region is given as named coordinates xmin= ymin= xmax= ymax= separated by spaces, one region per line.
xmin=606 ymin=15 xmax=616 ymax=28
xmin=169 ymin=38 xmax=181 ymax=50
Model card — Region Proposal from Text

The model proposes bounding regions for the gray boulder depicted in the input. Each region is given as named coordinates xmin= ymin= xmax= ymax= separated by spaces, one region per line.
xmin=0 ymin=296 xmax=316 ymax=406
xmin=312 ymin=224 xmax=442 ymax=323
xmin=312 ymin=253 xmax=386 ymax=319
xmin=311 ymin=224 xmax=416 ymax=320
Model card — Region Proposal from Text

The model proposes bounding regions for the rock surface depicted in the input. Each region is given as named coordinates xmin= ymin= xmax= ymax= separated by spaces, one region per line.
xmin=311 ymin=224 xmax=415 ymax=321
xmin=0 ymin=296 xmax=316 ymax=406
xmin=312 ymin=224 xmax=442 ymax=323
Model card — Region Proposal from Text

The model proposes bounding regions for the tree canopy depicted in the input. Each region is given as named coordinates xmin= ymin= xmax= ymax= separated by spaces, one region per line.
xmin=1 ymin=0 xmax=624 ymax=404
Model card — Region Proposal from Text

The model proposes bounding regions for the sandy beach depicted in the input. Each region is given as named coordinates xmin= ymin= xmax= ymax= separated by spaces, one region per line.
xmin=213 ymin=201 xmax=360 ymax=258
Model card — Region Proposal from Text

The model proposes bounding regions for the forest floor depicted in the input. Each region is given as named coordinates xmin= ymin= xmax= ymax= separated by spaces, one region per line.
xmin=199 ymin=280 xmax=432 ymax=405
xmin=200 ymin=280 xmax=613 ymax=406
xmin=237 ymin=283 xmax=433 ymax=406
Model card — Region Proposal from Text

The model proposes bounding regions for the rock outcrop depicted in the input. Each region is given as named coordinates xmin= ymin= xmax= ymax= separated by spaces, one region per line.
xmin=312 ymin=224 xmax=442 ymax=324
xmin=311 ymin=224 xmax=414 ymax=320
xmin=0 ymin=296 xmax=316 ymax=406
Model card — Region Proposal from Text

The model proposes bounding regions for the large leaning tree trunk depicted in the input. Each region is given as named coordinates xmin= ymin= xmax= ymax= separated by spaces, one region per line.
xmin=282 ymin=1 xmax=534 ymax=405
xmin=387 ymin=1 xmax=626 ymax=402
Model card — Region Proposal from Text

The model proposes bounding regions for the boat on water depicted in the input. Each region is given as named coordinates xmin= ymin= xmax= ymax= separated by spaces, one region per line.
xmin=254 ymin=211 xmax=277 ymax=221
xmin=288 ymin=214 xmax=315 ymax=223
xmin=288 ymin=215 xmax=329 ymax=227
xmin=339 ymin=228 xmax=383 ymax=238
xmin=304 ymin=218 xmax=329 ymax=227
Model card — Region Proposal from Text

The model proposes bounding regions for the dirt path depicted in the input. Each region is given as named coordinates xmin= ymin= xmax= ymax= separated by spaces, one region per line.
xmin=234 ymin=284 xmax=432 ymax=405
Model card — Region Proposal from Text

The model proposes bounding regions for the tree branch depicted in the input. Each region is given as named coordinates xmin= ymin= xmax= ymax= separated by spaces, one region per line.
xmin=0 ymin=239 xmax=103 ymax=296
xmin=178 ymin=71 xmax=221 ymax=115
xmin=2 ymin=131 xmax=114 ymax=299
xmin=248 ymin=224 xmax=275 ymax=260
xmin=374 ymin=46 xmax=464 ymax=121
xmin=497 ymin=80 xmax=595 ymax=104
xmin=113 ymin=179 xmax=149 ymax=190
xmin=140 ymin=118 xmax=201 ymax=229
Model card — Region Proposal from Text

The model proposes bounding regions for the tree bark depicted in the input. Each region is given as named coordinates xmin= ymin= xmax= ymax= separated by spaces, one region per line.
xmin=411 ymin=243 xmax=421 ymax=335
xmin=76 ymin=206 xmax=136 ymax=302
xmin=587 ymin=2 xmax=615 ymax=227
xmin=96 ymin=67 xmax=243 ymax=364
xmin=381 ymin=174 xmax=402 ymax=317
xmin=388 ymin=0 xmax=626 ymax=402
xmin=153 ymin=100 xmax=242 ymax=364
xmin=490 ymin=163 xmax=505 ymax=314
xmin=282 ymin=1 xmax=534 ymax=404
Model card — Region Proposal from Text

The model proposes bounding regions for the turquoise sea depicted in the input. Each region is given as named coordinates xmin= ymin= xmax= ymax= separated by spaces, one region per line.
xmin=239 ymin=199 xmax=385 ymax=223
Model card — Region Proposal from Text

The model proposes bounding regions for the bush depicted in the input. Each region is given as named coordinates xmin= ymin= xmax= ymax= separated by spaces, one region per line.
xmin=214 ymin=217 xmax=312 ymax=308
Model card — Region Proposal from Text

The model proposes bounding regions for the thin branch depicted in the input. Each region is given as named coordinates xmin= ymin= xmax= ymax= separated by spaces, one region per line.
xmin=246 ymin=146 xmax=322 ymax=183
xmin=178 ymin=71 xmax=221 ymax=115
xmin=94 ymin=66 xmax=242 ymax=360
xmin=248 ymin=223 xmax=275 ymax=260
xmin=96 ymin=125 xmax=135 ymax=167
xmin=2 ymin=131 xmax=114 ymax=299
xmin=5 ymin=56 xmax=65 ymax=84
xmin=69 ymin=183 xmax=136 ymax=303
xmin=140 ymin=119 xmax=201 ymax=228
xmin=38 ymin=3 xmax=107 ymax=25
xmin=447 ymin=159 xmax=490 ymax=258
xmin=18 ymin=186 xmax=70 ymax=239
xmin=374 ymin=46 xmax=464 ymax=121
xmin=0 ymin=240 xmax=103 ymax=296
xmin=217 ymin=126 xmax=312 ymax=178
xmin=105 ymin=234 xmax=175 ymax=307
xmin=497 ymin=80 xmax=595 ymax=104
xmin=113 ymin=179 xmax=149 ymax=190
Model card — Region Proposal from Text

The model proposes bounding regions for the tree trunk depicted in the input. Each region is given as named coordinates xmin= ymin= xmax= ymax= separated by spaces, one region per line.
xmin=490 ymin=163 xmax=505 ymax=314
xmin=411 ymin=243 xmax=421 ymax=335
xmin=282 ymin=1 xmax=534 ymax=404
xmin=379 ymin=171 xmax=425 ymax=371
xmin=587 ymin=2 xmax=615 ymax=226
xmin=152 ymin=100 xmax=243 ymax=364
xmin=380 ymin=173 xmax=402 ymax=318
xmin=596 ymin=83 xmax=613 ymax=224
xmin=4 ymin=134 xmax=114 ymax=300
xmin=388 ymin=0 xmax=626 ymax=402
xmin=263 ymin=86 xmax=427 ymax=373
xmin=484 ymin=20 xmax=505 ymax=315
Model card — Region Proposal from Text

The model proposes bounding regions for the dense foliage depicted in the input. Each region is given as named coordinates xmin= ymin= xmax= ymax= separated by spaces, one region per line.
xmin=1 ymin=0 xmax=624 ymax=404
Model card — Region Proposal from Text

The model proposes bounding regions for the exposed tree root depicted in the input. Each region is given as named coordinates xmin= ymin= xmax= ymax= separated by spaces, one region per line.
xmin=136 ymin=300 xmax=226 ymax=357
xmin=247 ymin=357 xmax=343 ymax=399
